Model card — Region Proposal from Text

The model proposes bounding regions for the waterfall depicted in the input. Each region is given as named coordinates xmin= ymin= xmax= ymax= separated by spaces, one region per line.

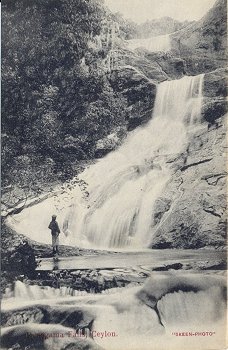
xmin=6 ymin=74 xmax=204 ymax=249
xmin=157 ymin=287 xmax=226 ymax=328
xmin=92 ymin=275 xmax=226 ymax=350
xmin=2 ymin=274 xmax=226 ymax=350
xmin=127 ymin=34 xmax=171 ymax=52
xmin=70 ymin=74 xmax=204 ymax=248
xmin=3 ymin=281 xmax=87 ymax=302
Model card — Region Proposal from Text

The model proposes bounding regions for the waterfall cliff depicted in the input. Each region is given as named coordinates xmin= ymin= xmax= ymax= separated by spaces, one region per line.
xmin=74 ymin=74 xmax=204 ymax=248
xmin=6 ymin=74 xmax=204 ymax=249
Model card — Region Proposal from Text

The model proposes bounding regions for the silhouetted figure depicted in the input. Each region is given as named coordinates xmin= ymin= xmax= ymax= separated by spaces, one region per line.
xmin=16 ymin=240 xmax=37 ymax=278
xmin=48 ymin=215 xmax=60 ymax=255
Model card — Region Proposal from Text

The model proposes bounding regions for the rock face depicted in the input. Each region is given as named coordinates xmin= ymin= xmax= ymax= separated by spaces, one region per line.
xmin=136 ymin=17 xmax=192 ymax=38
xmin=202 ymin=68 xmax=227 ymax=124
xmin=171 ymin=0 xmax=227 ymax=74
xmin=110 ymin=66 xmax=157 ymax=129
xmin=124 ymin=51 xmax=186 ymax=82
xmin=112 ymin=0 xmax=227 ymax=250
xmin=119 ymin=0 xmax=227 ymax=83
xmin=111 ymin=58 xmax=227 ymax=250
xmin=150 ymin=66 xmax=227 ymax=249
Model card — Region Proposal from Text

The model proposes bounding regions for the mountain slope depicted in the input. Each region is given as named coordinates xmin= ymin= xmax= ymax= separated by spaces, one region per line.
xmin=171 ymin=0 xmax=227 ymax=70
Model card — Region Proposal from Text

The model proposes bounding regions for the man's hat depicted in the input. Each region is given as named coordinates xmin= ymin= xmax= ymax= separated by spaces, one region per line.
xmin=52 ymin=214 xmax=57 ymax=218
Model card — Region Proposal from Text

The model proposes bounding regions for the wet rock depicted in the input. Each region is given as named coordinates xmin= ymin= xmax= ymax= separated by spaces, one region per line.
xmin=1 ymin=307 xmax=46 ymax=327
xmin=204 ymin=68 xmax=227 ymax=98
xmin=152 ymin=263 xmax=183 ymax=271
xmin=153 ymin=198 xmax=172 ymax=225
xmin=95 ymin=127 xmax=127 ymax=157
xmin=1 ymin=324 xmax=102 ymax=350
xmin=202 ymin=97 xmax=227 ymax=124
xmin=198 ymin=260 xmax=227 ymax=270
xmin=137 ymin=273 xmax=227 ymax=317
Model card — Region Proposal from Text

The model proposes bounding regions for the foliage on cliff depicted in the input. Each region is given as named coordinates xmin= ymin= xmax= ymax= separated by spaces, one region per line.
xmin=2 ymin=0 xmax=129 ymax=196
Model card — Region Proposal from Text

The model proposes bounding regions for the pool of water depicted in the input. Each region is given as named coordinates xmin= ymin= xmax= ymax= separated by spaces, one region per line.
xmin=37 ymin=248 xmax=226 ymax=270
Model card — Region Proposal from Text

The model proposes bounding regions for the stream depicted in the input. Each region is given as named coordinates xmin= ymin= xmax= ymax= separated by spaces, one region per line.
xmin=37 ymin=248 xmax=226 ymax=271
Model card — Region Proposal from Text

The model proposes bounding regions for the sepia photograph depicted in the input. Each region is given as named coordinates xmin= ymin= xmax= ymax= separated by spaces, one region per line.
xmin=1 ymin=0 xmax=227 ymax=349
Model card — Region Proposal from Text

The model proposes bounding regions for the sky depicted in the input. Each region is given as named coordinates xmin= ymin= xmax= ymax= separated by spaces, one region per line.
xmin=104 ymin=0 xmax=217 ymax=23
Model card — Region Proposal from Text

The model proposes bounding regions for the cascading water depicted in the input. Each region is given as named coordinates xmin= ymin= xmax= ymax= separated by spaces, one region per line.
xmin=2 ymin=274 xmax=226 ymax=350
xmin=6 ymin=74 xmax=204 ymax=249
xmin=3 ymin=280 xmax=127 ymax=304
xmin=92 ymin=280 xmax=226 ymax=350
xmin=127 ymin=34 xmax=171 ymax=52
xmin=3 ymin=281 xmax=87 ymax=301
xmin=157 ymin=287 xmax=226 ymax=328
xmin=66 ymin=74 xmax=204 ymax=248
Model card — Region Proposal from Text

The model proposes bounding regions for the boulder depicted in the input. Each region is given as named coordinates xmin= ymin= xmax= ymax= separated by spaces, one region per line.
xmin=202 ymin=97 xmax=227 ymax=124
xmin=1 ymin=324 xmax=101 ymax=350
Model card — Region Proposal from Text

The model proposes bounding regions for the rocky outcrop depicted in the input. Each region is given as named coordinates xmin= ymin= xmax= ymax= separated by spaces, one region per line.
xmin=202 ymin=98 xmax=227 ymax=124
xmin=150 ymin=115 xmax=226 ymax=249
xmin=110 ymin=66 xmax=157 ymax=129
xmin=204 ymin=68 xmax=227 ymax=98
xmin=170 ymin=0 xmax=227 ymax=74
xmin=137 ymin=273 xmax=227 ymax=312
xmin=120 ymin=0 xmax=226 ymax=81
xmin=1 ymin=323 xmax=102 ymax=350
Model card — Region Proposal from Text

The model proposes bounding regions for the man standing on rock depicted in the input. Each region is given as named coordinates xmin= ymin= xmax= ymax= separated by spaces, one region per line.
xmin=48 ymin=215 xmax=61 ymax=255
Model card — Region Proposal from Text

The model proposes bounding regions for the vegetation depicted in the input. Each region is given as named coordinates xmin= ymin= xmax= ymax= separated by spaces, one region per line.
xmin=2 ymin=0 xmax=129 ymax=200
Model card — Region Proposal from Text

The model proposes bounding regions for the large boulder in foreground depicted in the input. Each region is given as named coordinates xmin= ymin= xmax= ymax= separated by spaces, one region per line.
xmin=1 ymin=324 xmax=101 ymax=350
xmin=136 ymin=273 xmax=226 ymax=330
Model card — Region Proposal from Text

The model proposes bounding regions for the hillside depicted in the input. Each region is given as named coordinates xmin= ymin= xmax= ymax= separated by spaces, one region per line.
xmin=136 ymin=16 xmax=192 ymax=38
xmin=2 ymin=0 xmax=227 ymax=249
xmin=171 ymin=0 xmax=227 ymax=72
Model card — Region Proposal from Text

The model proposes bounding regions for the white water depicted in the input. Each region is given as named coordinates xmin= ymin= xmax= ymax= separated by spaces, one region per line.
xmin=3 ymin=280 xmax=129 ymax=304
xmin=6 ymin=74 xmax=204 ymax=249
xmin=2 ymin=274 xmax=226 ymax=350
xmin=3 ymin=280 xmax=87 ymax=301
xmin=127 ymin=34 xmax=171 ymax=52
xmin=93 ymin=283 xmax=226 ymax=350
